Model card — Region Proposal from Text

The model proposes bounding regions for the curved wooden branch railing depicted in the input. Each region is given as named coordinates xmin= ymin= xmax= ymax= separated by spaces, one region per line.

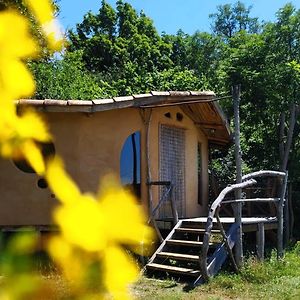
xmin=200 ymin=170 xmax=288 ymax=281
xmin=242 ymin=170 xmax=286 ymax=181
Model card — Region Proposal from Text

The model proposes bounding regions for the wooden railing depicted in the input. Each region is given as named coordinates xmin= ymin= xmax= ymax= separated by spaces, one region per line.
xmin=200 ymin=170 xmax=288 ymax=281
xmin=147 ymin=181 xmax=179 ymax=240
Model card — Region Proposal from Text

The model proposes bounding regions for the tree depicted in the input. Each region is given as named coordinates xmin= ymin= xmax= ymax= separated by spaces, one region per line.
xmin=209 ymin=1 xmax=259 ymax=39
xmin=30 ymin=51 xmax=116 ymax=100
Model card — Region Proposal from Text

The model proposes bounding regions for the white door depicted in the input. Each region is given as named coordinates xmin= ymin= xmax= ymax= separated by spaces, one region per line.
xmin=159 ymin=125 xmax=186 ymax=218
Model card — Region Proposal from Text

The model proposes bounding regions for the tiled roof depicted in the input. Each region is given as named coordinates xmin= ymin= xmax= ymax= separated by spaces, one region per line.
xmin=16 ymin=90 xmax=231 ymax=145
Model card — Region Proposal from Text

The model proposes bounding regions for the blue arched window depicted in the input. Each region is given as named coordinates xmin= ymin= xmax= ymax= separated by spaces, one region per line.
xmin=120 ymin=131 xmax=141 ymax=197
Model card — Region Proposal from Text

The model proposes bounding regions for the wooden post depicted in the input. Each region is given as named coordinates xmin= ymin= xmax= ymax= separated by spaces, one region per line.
xmin=256 ymin=223 xmax=265 ymax=261
xmin=170 ymin=184 xmax=179 ymax=225
xmin=280 ymin=104 xmax=296 ymax=171
xmin=233 ymin=84 xmax=243 ymax=268
xmin=289 ymin=182 xmax=294 ymax=240
xmin=277 ymin=172 xmax=288 ymax=258
xmin=144 ymin=109 xmax=163 ymax=242
xmin=284 ymin=184 xmax=290 ymax=247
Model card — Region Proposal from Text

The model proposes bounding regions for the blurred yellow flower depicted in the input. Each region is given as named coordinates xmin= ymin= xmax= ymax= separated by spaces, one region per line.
xmin=103 ymin=245 xmax=139 ymax=300
xmin=0 ymin=10 xmax=37 ymax=100
xmin=46 ymin=158 xmax=155 ymax=298
xmin=0 ymin=10 xmax=37 ymax=58
xmin=45 ymin=157 xmax=82 ymax=205
xmin=24 ymin=0 xmax=64 ymax=50
xmin=0 ymin=109 xmax=50 ymax=174
xmin=0 ymin=2 xmax=155 ymax=299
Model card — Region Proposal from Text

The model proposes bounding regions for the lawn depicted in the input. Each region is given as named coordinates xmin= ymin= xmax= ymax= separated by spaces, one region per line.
xmin=132 ymin=244 xmax=300 ymax=300
xmin=1 ymin=244 xmax=300 ymax=299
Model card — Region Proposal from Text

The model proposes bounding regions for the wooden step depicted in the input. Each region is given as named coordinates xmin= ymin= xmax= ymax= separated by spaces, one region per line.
xmin=147 ymin=263 xmax=200 ymax=277
xmin=157 ymin=251 xmax=199 ymax=262
xmin=166 ymin=239 xmax=204 ymax=247
xmin=176 ymin=228 xmax=221 ymax=234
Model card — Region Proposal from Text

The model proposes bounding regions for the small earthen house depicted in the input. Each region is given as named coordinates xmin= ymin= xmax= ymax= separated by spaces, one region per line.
xmin=0 ymin=91 xmax=230 ymax=228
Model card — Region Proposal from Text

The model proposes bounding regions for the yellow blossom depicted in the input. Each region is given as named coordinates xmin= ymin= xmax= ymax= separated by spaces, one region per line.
xmin=0 ymin=109 xmax=50 ymax=174
xmin=103 ymin=245 xmax=139 ymax=300
xmin=46 ymin=158 xmax=155 ymax=298
xmin=53 ymin=195 xmax=107 ymax=252
xmin=24 ymin=0 xmax=64 ymax=50
xmin=0 ymin=10 xmax=38 ymax=58
xmin=0 ymin=57 xmax=36 ymax=100
xmin=48 ymin=236 xmax=86 ymax=284
xmin=45 ymin=157 xmax=82 ymax=205
xmin=0 ymin=11 xmax=37 ymax=100
xmin=0 ymin=2 xmax=155 ymax=299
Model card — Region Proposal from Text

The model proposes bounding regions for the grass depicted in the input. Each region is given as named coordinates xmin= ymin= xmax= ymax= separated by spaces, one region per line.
xmin=132 ymin=243 xmax=300 ymax=300
xmin=1 ymin=243 xmax=300 ymax=299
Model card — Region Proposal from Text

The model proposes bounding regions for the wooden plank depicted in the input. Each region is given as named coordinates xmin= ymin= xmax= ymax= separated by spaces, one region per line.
xmin=146 ymin=221 xmax=183 ymax=267
xmin=166 ymin=239 xmax=206 ymax=247
xmin=157 ymin=252 xmax=199 ymax=262
xmin=175 ymin=228 xmax=220 ymax=234
xmin=147 ymin=263 xmax=200 ymax=276
xmin=243 ymin=222 xmax=277 ymax=232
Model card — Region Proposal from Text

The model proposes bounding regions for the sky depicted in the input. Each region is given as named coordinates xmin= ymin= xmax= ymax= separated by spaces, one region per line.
xmin=58 ymin=0 xmax=300 ymax=35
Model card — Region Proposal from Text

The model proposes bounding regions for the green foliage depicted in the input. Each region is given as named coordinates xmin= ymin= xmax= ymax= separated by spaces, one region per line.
xmin=209 ymin=1 xmax=260 ymax=39
xmin=68 ymin=0 xmax=172 ymax=74
xmin=31 ymin=1 xmax=300 ymax=190
xmin=30 ymin=51 xmax=116 ymax=99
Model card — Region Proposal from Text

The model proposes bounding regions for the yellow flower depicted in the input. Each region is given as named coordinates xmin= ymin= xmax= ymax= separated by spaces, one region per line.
xmin=53 ymin=195 xmax=107 ymax=252
xmin=48 ymin=236 xmax=86 ymax=284
xmin=99 ymin=185 xmax=154 ymax=255
xmin=0 ymin=57 xmax=36 ymax=99
xmin=0 ymin=10 xmax=38 ymax=58
xmin=24 ymin=0 xmax=64 ymax=51
xmin=46 ymin=158 xmax=155 ymax=298
xmin=103 ymin=245 xmax=139 ymax=300
xmin=0 ymin=109 xmax=51 ymax=174
xmin=45 ymin=157 xmax=82 ymax=205
xmin=0 ymin=10 xmax=37 ymax=100
xmin=46 ymin=158 xmax=154 ymax=253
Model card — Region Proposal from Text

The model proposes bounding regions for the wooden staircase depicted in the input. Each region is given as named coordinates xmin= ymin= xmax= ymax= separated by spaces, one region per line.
xmin=146 ymin=218 xmax=238 ymax=285
xmin=145 ymin=170 xmax=288 ymax=285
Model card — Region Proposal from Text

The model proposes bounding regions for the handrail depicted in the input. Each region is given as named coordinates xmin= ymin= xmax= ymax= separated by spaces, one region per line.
xmin=200 ymin=179 xmax=257 ymax=280
xmin=147 ymin=180 xmax=179 ymax=225
xmin=147 ymin=182 xmax=172 ymax=223
xmin=242 ymin=170 xmax=286 ymax=181
xmin=201 ymin=170 xmax=288 ymax=281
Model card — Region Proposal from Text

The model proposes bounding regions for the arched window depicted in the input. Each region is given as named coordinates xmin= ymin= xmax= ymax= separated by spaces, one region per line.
xmin=120 ymin=131 xmax=141 ymax=198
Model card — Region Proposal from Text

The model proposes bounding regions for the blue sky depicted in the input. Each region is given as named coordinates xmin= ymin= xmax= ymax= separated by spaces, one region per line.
xmin=58 ymin=0 xmax=300 ymax=34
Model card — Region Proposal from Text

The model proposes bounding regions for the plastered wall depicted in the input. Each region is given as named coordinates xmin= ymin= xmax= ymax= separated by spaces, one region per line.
xmin=0 ymin=106 xmax=208 ymax=225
